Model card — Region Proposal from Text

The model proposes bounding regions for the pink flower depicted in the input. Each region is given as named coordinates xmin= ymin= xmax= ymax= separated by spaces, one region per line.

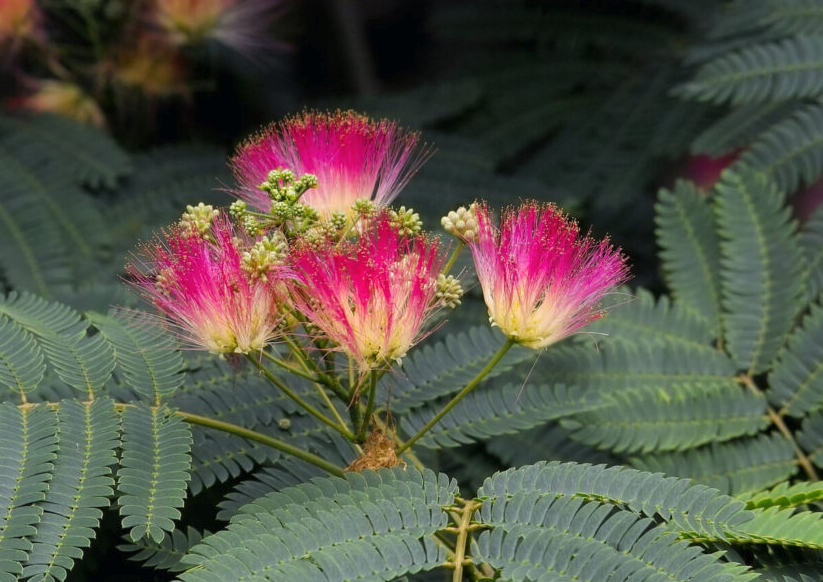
xmin=128 ymin=216 xmax=285 ymax=354
xmin=469 ymin=202 xmax=629 ymax=349
xmin=289 ymin=215 xmax=445 ymax=372
xmin=151 ymin=0 xmax=283 ymax=58
xmin=0 ymin=0 xmax=39 ymax=48
xmin=231 ymin=110 xmax=426 ymax=220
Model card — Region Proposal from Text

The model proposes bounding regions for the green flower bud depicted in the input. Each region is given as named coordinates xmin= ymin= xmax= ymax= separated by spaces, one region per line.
xmin=441 ymin=203 xmax=479 ymax=242
xmin=180 ymin=203 xmax=219 ymax=239
xmin=436 ymin=274 xmax=463 ymax=308
xmin=390 ymin=206 xmax=423 ymax=236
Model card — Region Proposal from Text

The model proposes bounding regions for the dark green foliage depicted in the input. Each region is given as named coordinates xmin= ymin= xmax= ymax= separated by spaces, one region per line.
xmin=586 ymin=287 xmax=713 ymax=348
xmin=715 ymin=170 xmax=805 ymax=373
xmin=801 ymin=205 xmax=823 ymax=303
xmin=399 ymin=383 xmax=597 ymax=449
xmin=0 ymin=317 xmax=45 ymax=396
xmin=768 ymin=303 xmax=823 ymax=417
xmin=22 ymin=398 xmax=119 ymax=582
xmin=676 ymin=37 xmax=823 ymax=104
xmin=729 ymin=104 xmax=823 ymax=195
xmin=691 ymin=101 xmax=802 ymax=157
xmin=631 ymin=433 xmax=797 ymax=495
xmin=118 ymin=405 xmax=192 ymax=543
xmin=87 ymin=311 xmax=184 ymax=403
xmin=797 ymin=410 xmax=823 ymax=468
xmin=561 ymin=382 xmax=768 ymax=454
xmin=0 ymin=404 xmax=58 ymax=582
xmin=379 ymin=326 xmax=534 ymax=415
xmin=656 ymin=182 xmax=723 ymax=333
xmin=118 ymin=526 xmax=208 ymax=572
xmin=178 ymin=468 xmax=457 ymax=582
xmin=476 ymin=462 xmax=753 ymax=538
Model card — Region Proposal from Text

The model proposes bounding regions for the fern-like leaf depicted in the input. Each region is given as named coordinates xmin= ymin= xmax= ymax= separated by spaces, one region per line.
xmin=486 ymin=422 xmax=617 ymax=468
xmin=380 ymin=326 xmax=533 ymax=415
xmin=656 ymin=181 xmax=723 ymax=333
xmin=87 ymin=311 xmax=184 ymax=403
xmin=631 ymin=433 xmax=797 ymax=495
xmin=400 ymin=383 xmax=597 ymax=449
xmin=22 ymin=398 xmax=119 ymax=582
xmin=118 ymin=526 xmax=208 ymax=573
xmin=0 ymin=404 xmax=58 ymax=582
xmin=477 ymin=461 xmax=753 ymax=538
xmin=118 ymin=405 xmax=191 ymax=543
xmin=797 ymin=409 xmax=823 ymax=468
xmin=179 ymin=468 xmax=456 ymax=582
xmin=691 ymin=101 xmax=802 ymax=157
xmin=715 ymin=169 xmax=805 ymax=373
xmin=726 ymin=506 xmax=823 ymax=549
xmin=730 ymin=103 xmax=823 ymax=195
xmin=768 ymin=302 xmax=823 ymax=417
xmin=562 ymin=382 xmax=768 ymax=454
xmin=740 ymin=480 xmax=823 ymax=510
xmin=801 ymin=204 xmax=823 ymax=303
xmin=676 ymin=36 xmax=823 ymax=104
xmin=586 ymin=287 xmax=713 ymax=348
xmin=0 ymin=316 xmax=45 ymax=396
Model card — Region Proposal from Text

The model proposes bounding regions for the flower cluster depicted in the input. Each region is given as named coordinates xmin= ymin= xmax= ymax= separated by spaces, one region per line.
xmin=130 ymin=110 xmax=630 ymax=377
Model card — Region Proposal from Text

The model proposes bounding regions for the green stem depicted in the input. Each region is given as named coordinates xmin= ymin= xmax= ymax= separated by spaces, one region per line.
xmin=175 ymin=410 xmax=345 ymax=477
xmin=397 ymin=340 xmax=514 ymax=454
xmin=248 ymin=355 xmax=356 ymax=441
xmin=357 ymin=371 xmax=378 ymax=442
xmin=282 ymin=336 xmax=348 ymax=399
xmin=261 ymin=351 xmax=320 ymax=383
xmin=443 ymin=241 xmax=466 ymax=276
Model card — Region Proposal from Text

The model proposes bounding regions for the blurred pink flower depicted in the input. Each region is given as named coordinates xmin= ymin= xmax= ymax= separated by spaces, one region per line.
xmin=289 ymin=215 xmax=444 ymax=372
xmin=469 ymin=201 xmax=629 ymax=349
xmin=0 ymin=0 xmax=39 ymax=48
xmin=151 ymin=0 xmax=283 ymax=58
xmin=128 ymin=216 xmax=286 ymax=354
xmin=231 ymin=110 xmax=426 ymax=220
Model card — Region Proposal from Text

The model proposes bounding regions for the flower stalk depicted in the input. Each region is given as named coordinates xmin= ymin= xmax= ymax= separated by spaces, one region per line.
xmin=397 ymin=339 xmax=515 ymax=454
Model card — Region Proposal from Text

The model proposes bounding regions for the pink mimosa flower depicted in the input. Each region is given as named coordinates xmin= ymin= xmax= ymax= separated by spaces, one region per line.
xmin=128 ymin=216 xmax=285 ymax=354
xmin=289 ymin=215 xmax=445 ymax=372
xmin=469 ymin=202 xmax=629 ymax=349
xmin=231 ymin=110 xmax=426 ymax=220
xmin=0 ymin=0 xmax=39 ymax=48
xmin=151 ymin=0 xmax=283 ymax=57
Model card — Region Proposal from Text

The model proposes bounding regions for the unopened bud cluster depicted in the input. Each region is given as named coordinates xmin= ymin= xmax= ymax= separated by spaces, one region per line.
xmin=436 ymin=274 xmax=463 ymax=308
xmin=390 ymin=206 xmax=422 ymax=236
xmin=180 ymin=203 xmax=219 ymax=238
xmin=441 ymin=203 xmax=478 ymax=241
xmin=242 ymin=232 xmax=288 ymax=281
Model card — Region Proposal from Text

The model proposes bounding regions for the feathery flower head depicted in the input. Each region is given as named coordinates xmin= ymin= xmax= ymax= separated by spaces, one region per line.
xmin=14 ymin=80 xmax=106 ymax=128
xmin=289 ymin=214 xmax=445 ymax=372
xmin=231 ymin=110 xmax=426 ymax=221
xmin=151 ymin=0 xmax=282 ymax=57
xmin=469 ymin=201 xmax=629 ymax=349
xmin=111 ymin=34 xmax=187 ymax=97
xmin=0 ymin=0 xmax=39 ymax=47
xmin=128 ymin=215 xmax=286 ymax=354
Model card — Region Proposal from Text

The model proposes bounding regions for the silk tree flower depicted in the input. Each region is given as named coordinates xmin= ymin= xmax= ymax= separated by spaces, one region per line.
xmin=128 ymin=216 xmax=286 ymax=354
xmin=289 ymin=215 xmax=445 ymax=372
xmin=231 ymin=110 xmax=426 ymax=220
xmin=0 ymin=0 xmax=39 ymax=49
xmin=469 ymin=201 xmax=629 ymax=349
xmin=13 ymin=80 xmax=106 ymax=128
xmin=150 ymin=0 xmax=283 ymax=57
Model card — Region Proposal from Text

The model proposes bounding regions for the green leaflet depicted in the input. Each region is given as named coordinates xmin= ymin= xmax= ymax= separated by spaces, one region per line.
xmin=632 ymin=433 xmax=797 ymax=495
xmin=22 ymin=398 xmax=119 ymax=582
xmin=715 ymin=169 xmax=805 ymax=374
xmin=768 ymin=303 xmax=823 ymax=417
xmin=118 ymin=405 xmax=192 ymax=543
xmin=0 ymin=404 xmax=58 ymax=582
xmin=655 ymin=182 xmax=723 ymax=334
xmin=676 ymin=36 xmax=823 ymax=104
xmin=87 ymin=311 xmax=184 ymax=403
xmin=178 ymin=468 xmax=457 ymax=582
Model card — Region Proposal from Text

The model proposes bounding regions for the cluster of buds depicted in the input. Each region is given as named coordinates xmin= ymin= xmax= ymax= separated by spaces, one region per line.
xmin=441 ymin=203 xmax=479 ymax=242
xmin=180 ymin=203 xmax=219 ymax=239
xmin=241 ymin=231 xmax=287 ymax=281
